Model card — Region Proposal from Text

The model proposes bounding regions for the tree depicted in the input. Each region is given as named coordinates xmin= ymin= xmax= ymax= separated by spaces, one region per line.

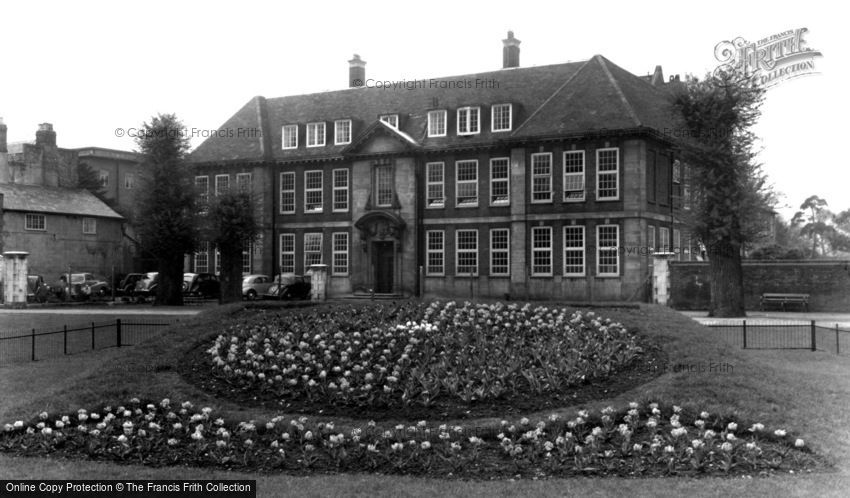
xmin=791 ymin=195 xmax=835 ymax=257
xmin=77 ymin=162 xmax=108 ymax=201
xmin=672 ymin=70 xmax=773 ymax=317
xmin=203 ymin=190 xmax=259 ymax=303
xmin=134 ymin=114 xmax=197 ymax=305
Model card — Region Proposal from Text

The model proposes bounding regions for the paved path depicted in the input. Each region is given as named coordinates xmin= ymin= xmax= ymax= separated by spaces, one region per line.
xmin=680 ymin=310 xmax=850 ymax=327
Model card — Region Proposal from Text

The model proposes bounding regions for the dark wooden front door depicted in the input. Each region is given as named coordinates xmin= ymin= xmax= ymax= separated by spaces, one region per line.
xmin=374 ymin=241 xmax=394 ymax=293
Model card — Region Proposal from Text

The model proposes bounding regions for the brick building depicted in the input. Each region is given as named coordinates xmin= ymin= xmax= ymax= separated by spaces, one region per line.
xmin=188 ymin=33 xmax=688 ymax=300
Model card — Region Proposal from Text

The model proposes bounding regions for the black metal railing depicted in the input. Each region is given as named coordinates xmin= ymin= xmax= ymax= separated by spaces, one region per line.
xmin=704 ymin=320 xmax=850 ymax=354
xmin=0 ymin=319 xmax=179 ymax=365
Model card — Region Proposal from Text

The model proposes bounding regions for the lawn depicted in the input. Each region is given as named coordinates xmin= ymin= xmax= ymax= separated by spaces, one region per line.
xmin=0 ymin=302 xmax=848 ymax=496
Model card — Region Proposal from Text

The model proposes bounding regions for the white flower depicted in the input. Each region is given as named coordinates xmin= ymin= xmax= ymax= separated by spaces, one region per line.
xmin=13 ymin=421 xmax=24 ymax=429
xmin=774 ymin=429 xmax=787 ymax=437
xmin=691 ymin=439 xmax=704 ymax=449
xmin=39 ymin=412 xmax=49 ymax=420
xmin=216 ymin=440 xmax=227 ymax=448
xmin=795 ymin=439 xmax=805 ymax=448
xmin=700 ymin=411 xmax=709 ymax=419
xmin=727 ymin=422 xmax=738 ymax=432
xmin=664 ymin=445 xmax=675 ymax=453
xmin=167 ymin=438 xmax=178 ymax=446
xmin=749 ymin=423 xmax=764 ymax=432
xmin=704 ymin=430 xmax=717 ymax=439
xmin=117 ymin=435 xmax=128 ymax=444
xmin=720 ymin=442 xmax=733 ymax=452
xmin=41 ymin=427 xmax=53 ymax=436
xmin=420 ymin=441 xmax=431 ymax=450
xmin=671 ymin=427 xmax=688 ymax=438
xmin=391 ymin=442 xmax=403 ymax=452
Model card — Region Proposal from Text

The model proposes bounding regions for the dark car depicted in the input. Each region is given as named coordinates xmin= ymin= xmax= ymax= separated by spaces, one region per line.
xmin=263 ymin=273 xmax=311 ymax=300
xmin=183 ymin=272 xmax=220 ymax=298
xmin=134 ymin=272 xmax=159 ymax=300
xmin=27 ymin=275 xmax=50 ymax=303
xmin=118 ymin=273 xmax=145 ymax=296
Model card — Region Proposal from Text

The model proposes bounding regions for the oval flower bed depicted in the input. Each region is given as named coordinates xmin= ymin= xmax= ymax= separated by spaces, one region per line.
xmin=197 ymin=301 xmax=654 ymax=418
xmin=0 ymin=398 xmax=818 ymax=478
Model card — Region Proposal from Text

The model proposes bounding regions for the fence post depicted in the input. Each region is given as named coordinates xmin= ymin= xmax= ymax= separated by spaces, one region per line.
xmin=742 ymin=320 xmax=747 ymax=349
xmin=91 ymin=322 xmax=95 ymax=351
xmin=117 ymin=319 xmax=122 ymax=348
xmin=837 ymin=324 xmax=841 ymax=355
xmin=811 ymin=320 xmax=816 ymax=352
xmin=63 ymin=325 xmax=67 ymax=355
xmin=31 ymin=328 xmax=36 ymax=361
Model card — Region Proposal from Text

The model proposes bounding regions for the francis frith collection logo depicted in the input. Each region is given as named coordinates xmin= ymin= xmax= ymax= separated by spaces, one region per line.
xmin=714 ymin=27 xmax=823 ymax=87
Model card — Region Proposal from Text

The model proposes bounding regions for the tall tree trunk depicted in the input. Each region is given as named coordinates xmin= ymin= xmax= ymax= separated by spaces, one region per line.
xmin=219 ymin=245 xmax=243 ymax=304
xmin=707 ymin=240 xmax=746 ymax=317
xmin=155 ymin=255 xmax=184 ymax=306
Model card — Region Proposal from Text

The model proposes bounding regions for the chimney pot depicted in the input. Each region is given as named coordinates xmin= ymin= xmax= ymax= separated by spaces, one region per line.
xmin=348 ymin=54 xmax=366 ymax=88
xmin=502 ymin=31 xmax=521 ymax=69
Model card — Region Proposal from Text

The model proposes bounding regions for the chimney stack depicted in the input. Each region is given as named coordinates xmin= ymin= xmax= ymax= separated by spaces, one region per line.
xmin=502 ymin=31 xmax=521 ymax=69
xmin=348 ymin=54 xmax=366 ymax=88
xmin=35 ymin=123 xmax=56 ymax=147
xmin=0 ymin=117 xmax=7 ymax=153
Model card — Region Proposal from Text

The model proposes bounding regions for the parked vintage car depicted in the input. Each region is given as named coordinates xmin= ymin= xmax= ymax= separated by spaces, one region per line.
xmin=69 ymin=273 xmax=111 ymax=299
xmin=27 ymin=275 xmax=50 ymax=303
xmin=118 ymin=273 xmax=145 ymax=296
xmin=242 ymin=274 xmax=273 ymax=300
xmin=263 ymin=273 xmax=311 ymax=300
xmin=183 ymin=272 xmax=220 ymax=298
xmin=133 ymin=272 xmax=159 ymax=299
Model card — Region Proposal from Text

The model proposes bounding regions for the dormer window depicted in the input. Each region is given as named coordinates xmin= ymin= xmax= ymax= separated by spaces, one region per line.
xmin=306 ymin=122 xmax=326 ymax=147
xmin=457 ymin=106 xmax=480 ymax=135
xmin=491 ymin=103 xmax=512 ymax=132
xmin=282 ymin=125 xmax=298 ymax=149
xmin=335 ymin=119 xmax=352 ymax=145
xmin=427 ymin=110 xmax=446 ymax=137
xmin=379 ymin=114 xmax=398 ymax=129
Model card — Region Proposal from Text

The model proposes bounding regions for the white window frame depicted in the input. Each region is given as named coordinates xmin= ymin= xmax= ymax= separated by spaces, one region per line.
xmin=596 ymin=147 xmax=620 ymax=201
xmin=82 ymin=217 xmax=97 ymax=235
xmin=332 ymin=168 xmax=349 ymax=212
xmin=374 ymin=164 xmax=394 ymax=207
xmin=563 ymin=225 xmax=585 ymax=276
xmin=334 ymin=119 xmax=352 ymax=145
xmin=242 ymin=241 xmax=252 ymax=275
xmin=427 ymin=110 xmax=446 ymax=137
xmin=194 ymin=241 xmax=209 ymax=273
xmin=531 ymin=152 xmax=553 ymax=203
xmin=304 ymin=232 xmax=323 ymax=269
xmin=455 ymin=159 xmax=478 ymax=207
xmin=455 ymin=229 xmax=478 ymax=276
xmin=214 ymin=174 xmax=229 ymax=196
xmin=279 ymin=234 xmax=295 ymax=273
xmin=426 ymin=230 xmax=445 ymax=276
xmin=659 ymin=227 xmax=670 ymax=253
xmin=456 ymin=106 xmax=480 ymax=136
xmin=195 ymin=176 xmax=209 ymax=204
xmin=673 ymin=228 xmax=682 ymax=261
xmin=124 ymin=173 xmax=134 ymax=190
xmin=491 ymin=103 xmax=512 ymax=132
xmin=379 ymin=114 xmax=399 ymax=129
xmin=304 ymin=170 xmax=323 ymax=213
xmin=597 ymin=224 xmax=620 ymax=276
xmin=236 ymin=172 xmax=252 ymax=194
xmin=563 ymin=150 xmax=586 ymax=202
xmin=282 ymin=125 xmax=298 ymax=149
xmin=279 ymin=172 xmax=295 ymax=214
xmin=306 ymin=122 xmax=326 ymax=147
xmin=98 ymin=171 xmax=109 ymax=187
xmin=489 ymin=157 xmax=510 ymax=206
xmin=332 ymin=232 xmax=349 ymax=276
xmin=648 ymin=225 xmax=656 ymax=254
xmin=531 ymin=226 xmax=553 ymax=276
xmin=489 ymin=228 xmax=510 ymax=277
xmin=425 ymin=162 xmax=445 ymax=209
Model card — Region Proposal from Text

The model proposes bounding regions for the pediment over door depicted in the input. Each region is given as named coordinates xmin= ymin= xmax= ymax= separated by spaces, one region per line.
xmin=354 ymin=210 xmax=406 ymax=242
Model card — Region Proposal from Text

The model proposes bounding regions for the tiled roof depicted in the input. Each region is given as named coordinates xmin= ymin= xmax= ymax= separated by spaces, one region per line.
xmin=189 ymin=55 xmax=678 ymax=164
xmin=0 ymin=183 xmax=124 ymax=219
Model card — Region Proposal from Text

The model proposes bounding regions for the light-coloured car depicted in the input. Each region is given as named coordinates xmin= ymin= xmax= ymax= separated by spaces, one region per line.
xmin=242 ymin=274 xmax=273 ymax=300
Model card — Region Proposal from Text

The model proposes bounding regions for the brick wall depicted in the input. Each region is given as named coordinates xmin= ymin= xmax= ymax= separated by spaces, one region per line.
xmin=670 ymin=260 xmax=850 ymax=311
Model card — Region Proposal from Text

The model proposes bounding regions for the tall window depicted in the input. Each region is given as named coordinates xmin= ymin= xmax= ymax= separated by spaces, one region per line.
xmin=304 ymin=233 xmax=323 ymax=268
xmin=195 ymin=176 xmax=209 ymax=204
xmin=375 ymin=164 xmax=394 ymax=207
xmin=457 ymin=106 xmax=480 ymax=135
xmin=82 ymin=217 xmax=97 ymax=235
xmin=648 ymin=225 xmax=656 ymax=253
xmin=563 ymin=226 xmax=585 ymax=276
xmin=332 ymin=169 xmax=349 ymax=212
xmin=531 ymin=226 xmax=553 ymax=276
xmin=456 ymin=229 xmax=478 ymax=276
xmin=236 ymin=173 xmax=252 ymax=194
xmin=659 ymin=227 xmax=670 ymax=253
xmin=596 ymin=148 xmax=619 ymax=200
xmin=673 ymin=228 xmax=681 ymax=260
xmin=563 ymin=150 xmax=585 ymax=201
xmin=531 ymin=153 xmax=552 ymax=203
xmin=280 ymin=172 xmax=295 ymax=214
xmin=597 ymin=225 xmax=620 ymax=276
xmin=279 ymin=234 xmax=295 ymax=273
xmin=99 ymin=171 xmax=109 ymax=187
xmin=426 ymin=231 xmax=445 ymax=276
xmin=306 ymin=122 xmax=325 ymax=147
xmin=334 ymin=119 xmax=351 ymax=145
xmin=242 ymin=241 xmax=252 ymax=274
xmin=282 ymin=125 xmax=298 ymax=149
xmin=332 ymin=232 xmax=349 ymax=275
xmin=490 ymin=157 xmax=510 ymax=205
xmin=215 ymin=174 xmax=229 ymax=196
xmin=379 ymin=114 xmax=399 ymax=128
xmin=124 ymin=173 xmax=134 ymax=190
xmin=491 ymin=104 xmax=512 ymax=132
xmin=490 ymin=228 xmax=510 ymax=276
xmin=195 ymin=241 xmax=209 ymax=273
xmin=427 ymin=110 xmax=446 ymax=137
xmin=426 ymin=162 xmax=445 ymax=208
xmin=682 ymin=163 xmax=691 ymax=209
xmin=304 ymin=170 xmax=323 ymax=212
xmin=456 ymin=160 xmax=478 ymax=207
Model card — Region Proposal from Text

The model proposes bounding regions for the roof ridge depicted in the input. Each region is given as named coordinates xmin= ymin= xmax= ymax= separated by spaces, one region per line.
xmin=512 ymin=59 xmax=592 ymax=136
xmin=593 ymin=55 xmax=641 ymax=127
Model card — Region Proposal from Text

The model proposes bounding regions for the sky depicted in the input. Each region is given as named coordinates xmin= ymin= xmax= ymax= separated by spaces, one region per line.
xmin=0 ymin=0 xmax=845 ymax=220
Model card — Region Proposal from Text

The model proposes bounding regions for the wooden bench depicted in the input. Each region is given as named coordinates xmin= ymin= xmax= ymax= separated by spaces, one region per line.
xmin=759 ymin=293 xmax=809 ymax=312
